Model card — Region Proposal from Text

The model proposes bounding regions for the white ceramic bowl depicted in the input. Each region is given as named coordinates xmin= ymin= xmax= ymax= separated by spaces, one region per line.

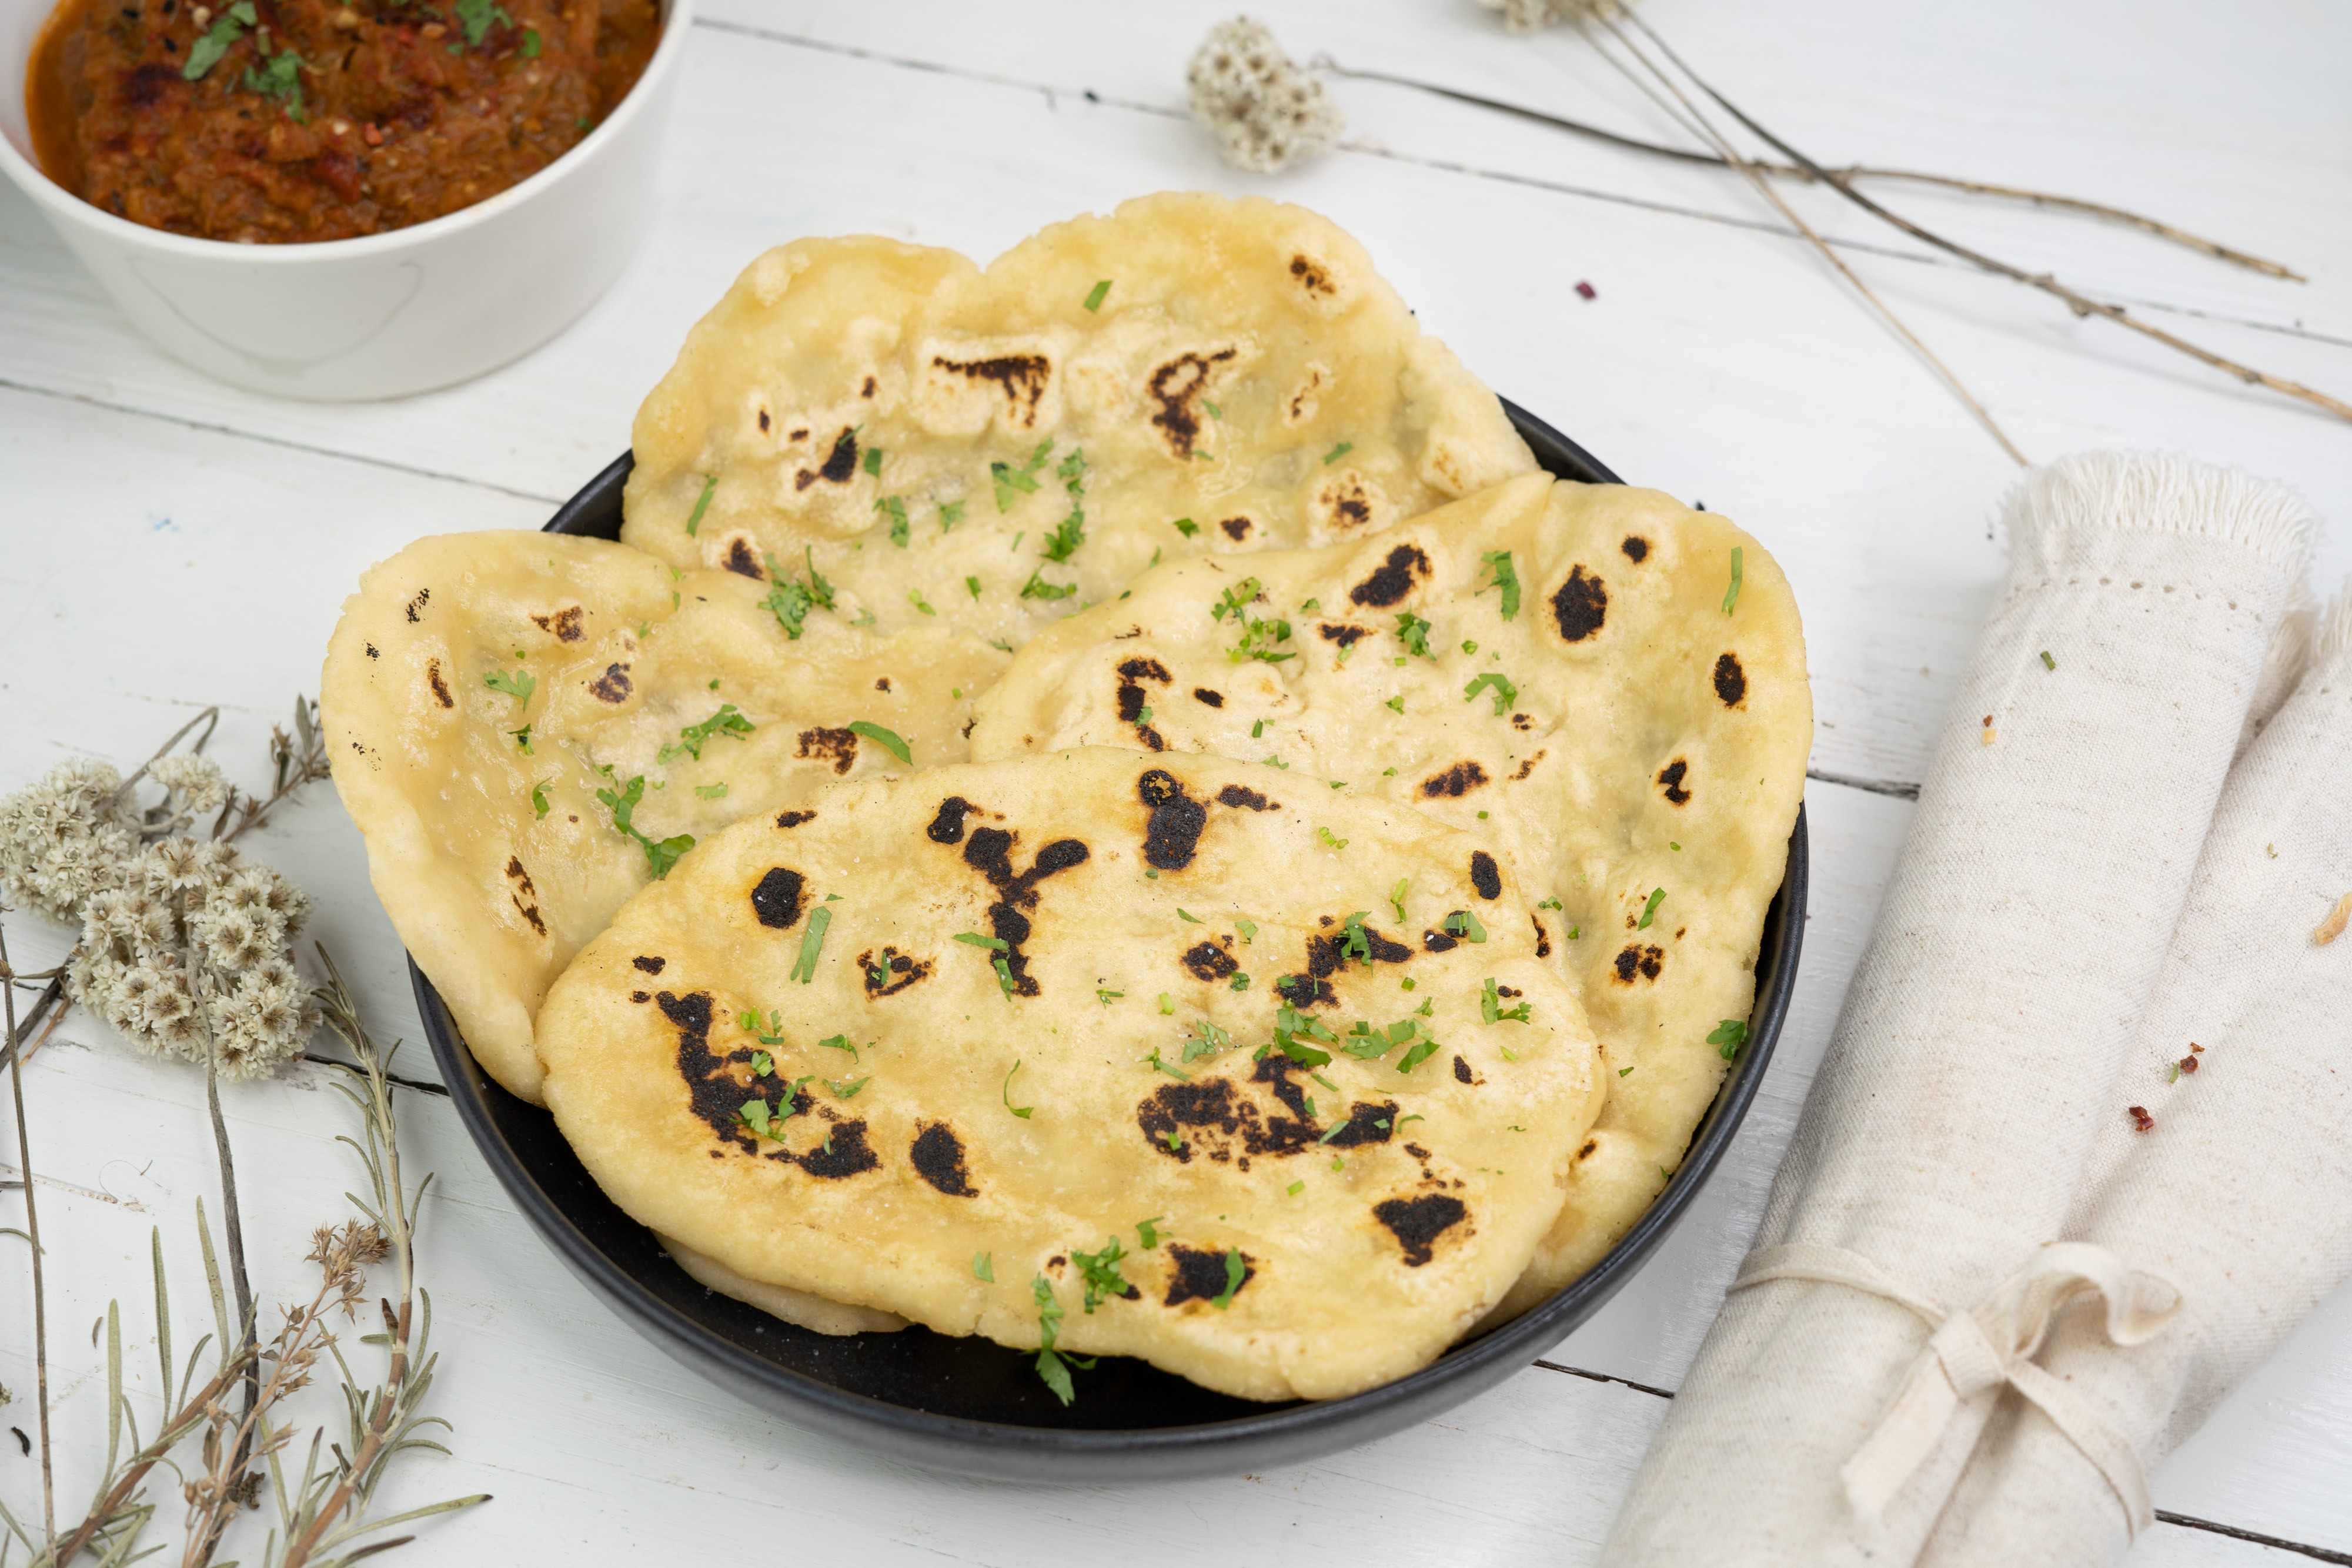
xmin=0 ymin=0 xmax=690 ymax=400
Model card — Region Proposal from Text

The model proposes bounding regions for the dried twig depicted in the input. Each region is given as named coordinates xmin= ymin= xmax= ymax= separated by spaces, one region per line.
xmin=1314 ymin=59 xmax=2306 ymax=280
xmin=0 ymin=916 xmax=54 ymax=1547
xmin=102 ymin=709 xmax=222 ymax=820
xmin=1582 ymin=18 xmax=2028 ymax=463
xmin=218 ymin=700 xmax=330 ymax=848
xmin=1618 ymin=12 xmax=2352 ymax=427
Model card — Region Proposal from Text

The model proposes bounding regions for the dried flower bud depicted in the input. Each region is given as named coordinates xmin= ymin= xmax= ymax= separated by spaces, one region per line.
xmin=0 ymin=758 xmax=139 ymax=922
xmin=1186 ymin=17 xmax=1344 ymax=175
xmin=1476 ymin=0 xmax=1633 ymax=33
xmin=149 ymin=754 xmax=230 ymax=820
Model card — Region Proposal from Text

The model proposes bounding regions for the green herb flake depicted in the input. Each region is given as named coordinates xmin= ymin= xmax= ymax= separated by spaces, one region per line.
xmin=1707 ymin=1019 xmax=1750 ymax=1060
xmin=1481 ymin=977 xmax=1532 ymax=1024
xmin=2040 ymin=649 xmax=2057 ymax=671
xmin=1318 ymin=827 xmax=1348 ymax=851
xmin=907 ymin=588 xmax=937 ymax=617
xmin=1251 ymin=719 xmax=1266 ymax=738
xmin=1004 ymin=1060 xmax=1034 ymax=1118
xmin=1287 ymin=1179 xmax=1306 ymax=1195
xmin=1097 ymin=988 xmax=1124 ymax=1006
xmin=1144 ymin=1045 xmax=1188 ymax=1081
xmin=955 ymin=931 xmax=1009 ymax=950
xmin=966 ymin=575 xmax=983 ymax=600
xmin=1568 ymin=925 xmax=1582 ymax=940
xmin=938 ymin=500 xmax=968 ymax=534
xmin=1172 ymin=517 xmax=1200 ymax=539
xmin=1478 ymin=549 xmax=1522 ymax=619
xmin=685 ymin=472 xmax=718 ymax=537
xmin=973 ymin=1251 xmax=994 ymax=1281
xmin=520 ymin=26 xmax=541 ymax=56
xmin=530 ymin=779 xmax=551 ymax=819
xmin=694 ymin=782 xmax=729 ymax=800
xmin=594 ymin=774 xmax=694 ymax=878
xmin=660 ymin=703 xmax=753 ymax=763
xmin=1177 ymin=908 xmax=1203 ymax=924
xmin=1464 ymin=671 xmax=1518 ymax=715
xmin=1395 ymin=611 xmax=1434 ymax=658
xmin=1443 ymin=910 xmax=1488 ymax=943
xmin=1137 ymin=1216 xmax=1165 ymax=1249
xmin=787 ymin=905 xmax=833 ymax=982
xmin=1020 ymin=569 xmax=1077 ymax=601
xmin=182 ymin=0 xmax=257 ymax=79
xmin=847 ymin=720 xmax=913 ymax=764
xmin=1235 ymin=918 xmax=1257 ymax=944
xmin=1030 ymin=1275 xmax=1093 ymax=1404
xmin=993 ymin=957 xmax=1016 ymax=999
xmin=1324 ymin=442 xmax=1354 ymax=465
xmin=1083 ymin=279 xmax=1113 ymax=312
xmin=454 ymin=0 xmax=512 ymax=48
xmin=510 ymin=722 xmax=534 ymax=754
xmin=827 ymin=1075 xmax=871 ymax=1100
xmin=483 ymin=660 xmax=536 ymax=704
xmin=1211 ymin=1248 xmax=1245 ymax=1310
xmin=1159 ymin=992 xmax=1174 ymax=1015
xmin=1638 ymin=887 xmax=1666 ymax=930
xmin=1723 ymin=546 xmax=1745 ymax=616
xmin=816 ymin=1034 xmax=860 ymax=1061
xmin=878 ymin=494 xmax=910 ymax=546
xmin=1388 ymin=878 xmax=1409 ymax=923
xmin=991 ymin=440 xmax=1053 ymax=512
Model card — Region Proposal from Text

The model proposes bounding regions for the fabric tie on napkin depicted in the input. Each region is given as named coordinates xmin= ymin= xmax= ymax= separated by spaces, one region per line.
xmin=1602 ymin=453 xmax=2321 ymax=1567
xmin=1915 ymin=582 xmax=2352 ymax=1565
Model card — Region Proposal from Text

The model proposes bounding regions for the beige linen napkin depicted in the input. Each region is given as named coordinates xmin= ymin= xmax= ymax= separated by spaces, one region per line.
xmin=1602 ymin=454 xmax=2318 ymax=1567
xmin=1915 ymin=584 xmax=2352 ymax=1566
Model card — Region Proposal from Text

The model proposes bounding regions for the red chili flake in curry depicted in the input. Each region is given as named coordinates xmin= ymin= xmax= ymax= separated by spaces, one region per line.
xmin=27 ymin=0 xmax=660 ymax=243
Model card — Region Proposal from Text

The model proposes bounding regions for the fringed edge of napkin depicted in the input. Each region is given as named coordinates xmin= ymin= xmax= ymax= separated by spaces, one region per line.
xmin=2005 ymin=452 xmax=2322 ymax=575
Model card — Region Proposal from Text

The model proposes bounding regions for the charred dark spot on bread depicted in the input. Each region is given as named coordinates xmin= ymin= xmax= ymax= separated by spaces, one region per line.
xmin=1532 ymin=915 xmax=1551 ymax=957
xmin=1375 ymin=1193 xmax=1468 ymax=1267
xmin=776 ymin=810 xmax=817 ymax=829
xmin=1621 ymin=536 xmax=1649 ymax=563
xmin=1289 ymin=254 xmax=1337 ymax=295
xmin=632 ymin=955 xmax=665 ymax=974
xmin=1613 ymin=944 xmax=1665 ymax=983
xmin=1183 ymin=939 xmax=1239 ymax=981
xmin=723 ymin=538 xmax=763 ymax=579
xmin=529 ymin=605 xmax=584 ymax=641
xmin=1138 ymin=769 xmax=1208 ymax=869
xmin=1318 ymin=623 xmax=1370 ymax=647
xmin=1469 ymin=851 xmax=1502 ymax=900
xmin=1421 ymin=761 xmax=1488 ymax=798
xmin=405 ymin=587 xmax=430 ymax=623
xmin=1551 ymin=566 xmax=1606 ymax=641
xmin=1193 ymin=687 xmax=1225 ymax=708
xmin=909 ymin=1123 xmax=976 ymax=1196
xmin=589 ymin=663 xmax=633 ymax=704
xmin=1147 ymin=349 xmax=1237 ymax=458
xmin=796 ymin=1121 xmax=879 ymax=1179
xmin=859 ymin=947 xmax=930 ymax=998
xmin=1220 ymin=517 xmax=1252 ymax=541
xmin=1452 ymin=1055 xmax=1475 ymax=1085
xmin=927 ymin=796 xmax=974 ymax=845
xmin=861 ymin=376 xmax=877 ymax=399
xmin=820 ymin=427 xmax=859 ymax=483
xmin=506 ymin=856 xmax=545 ymax=936
xmin=758 ymin=408 xmax=771 ymax=433
xmin=1577 ymin=1138 xmax=1599 ymax=1161
xmin=963 ymin=828 xmax=1090 ymax=997
xmin=1715 ymin=653 xmax=1748 ymax=707
xmin=875 ymin=676 xmax=892 ymax=692
xmin=1658 ymin=759 xmax=1691 ymax=804
xmin=1116 ymin=658 xmax=1172 ymax=745
xmin=797 ymin=726 xmax=858 ymax=774
xmin=1349 ymin=544 xmax=1429 ymax=609
xmin=1511 ymin=751 xmax=1546 ymax=781
xmin=1216 ymin=784 xmax=1276 ymax=811
xmin=661 ymin=989 xmax=799 ymax=1155
xmin=750 ymin=867 xmax=806 ymax=930
xmin=425 ymin=659 xmax=453 ymax=709
xmin=1422 ymin=928 xmax=1458 ymax=954
xmin=365 ymin=643 xmax=379 ymax=658
xmin=630 ymin=990 xmax=649 ymax=1004
xmin=933 ymin=353 xmax=1053 ymax=427
xmin=1165 ymin=1243 xmax=1254 ymax=1306
xmin=1275 ymin=973 xmax=1337 ymax=1008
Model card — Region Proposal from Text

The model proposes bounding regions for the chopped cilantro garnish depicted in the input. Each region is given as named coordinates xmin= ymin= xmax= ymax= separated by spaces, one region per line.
xmin=1004 ymin=1060 xmax=1034 ymax=1118
xmin=660 ymin=703 xmax=753 ymax=763
xmin=1389 ymin=878 xmax=1409 ymax=923
xmin=1172 ymin=517 xmax=1199 ymax=539
xmin=1030 ymin=1275 xmax=1094 ymax=1404
xmin=1251 ymin=719 xmax=1266 ymax=738
xmin=1401 ymin=977 xmax=1416 ymax=991
xmin=1071 ymin=1236 xmax=1130 ymax=1312
xmin=940 ymin=500 xmax=967 ymax=533
xmin=1318 ymin=827 xmax=1348 ymax=851
xmin=594 ymin=775 xmax=694 ymax=878
xmin=530 ymin=779 xmax=551 ymax=819
xmin=1638 ymin=887 xmax=1666 ymax=929
xmin=510 ymin=723 xmax=534 ymax=754
xmin=1159 ymin=992 xmax=1173 ymax=1015
xmin=827 ymin=1075 xmax=871 ymax=1099
xmin=2040 ymin=649 xmax=2057 ymax=671
xmin=1144 ymin=1046 xmax=1188 ymax=1081
xmin=1708 ymin=1019 xmax=1749 ymax=1059
xmin=1235 ymin=919 xmax=1257 ymax=944
xmin=1020 ymin=569 xmax=1077 ymax=601
xmin=483 ymin=661 xmax=535 ymax=704
xmin=993 ymin=957 xmax=1016 ymax=999
xmin=878 ymin=494 xmax=909 ymax=545
xmin=1211 ymin=1248 xmax=1245 ymax=1310
xmin=1341 ymin=911 xmax=1374 ymax=966
xmin=749 ymin=1048 xmax=774 ymax=1076
xmin=788 ymin=905 xmax=832 ymax=982
xmin=1212 ymin=579 xmax=1259 ymax=623
xmin=1097 ymin=988 xmax=1124 ymax=1006
xmin=973 ymin=1252 xmax=994 ymax=1282
xmin=1385 ymin=696 xmax=1404 ymax=714
xmin=1324 ymin=442 xmax=1353 ymax=464
xmin=1083 ymin=279 xmax=1112 ymax=312
xmin=908 ymin=588 xmax=937 ymax=617
xmin=1180 ymin=1018 xmax=1234 ymax=1062
xmin=991 ymin=440 xmax=1053 ymax=511
xmin=955 ymin=932 xmax=1009 ymax=950
xmin=816 ymin=1034 xmax=860 ymax=1061
xmin=684 ymin=472 xmax=717 ymax=537
xmin=1481 ymin=977 xmax=1532 ymax=1024
xmin=1195 ymin=450 xmax=1215 ymax=463
xmin=240 ymin=46 xmax=310 ymax=116
xmin=1136 ymin=1216 xmax=1165 ymax=1249
xmin=520 ymin=26 xmax=540 ymax=56
xmin=759 ymin=550 xmax=829 ymax=639
xmin=1272 ymin=1004 xmax=1337 ymax=1068
xmin=1478 ymin=549 xmax=1522 ymax=619
xmin=1536 ymin=897 xmax=1562 ymax=910
xmin=967 ymin=575 xmax=983 ymax=600
xmin=182 ymin=0 xmax=256 ymax=79
xmin=1444 ymin=910 xmax=1488 ymax=943
xmin=694 ymin=782 xmax=728 ymax=800
xmin=1723 ymin=546 xmax=1745 ymax=616
xmin=1287 ymin=1179 xmax=1306 ymax=1196
xmin=1395 ymin=611 xmax=1433 ymax=658
xmin=1464 ymin=671 xmax=1518 ymax=714
xmin=454 ymin=0 xmax=512 ymax=48
xmin=1177 ymin=908 xmax=1202 ymax=923
xmin=740 ymin=1009 xmax=785 ymax=1047
xmin=848 ymin=720 xmax=912 ymax=764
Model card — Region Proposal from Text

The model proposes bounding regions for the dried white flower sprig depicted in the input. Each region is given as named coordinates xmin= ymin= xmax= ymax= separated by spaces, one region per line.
xmin=1187 ymin=16 xmax=1344 ymax=174
xmin=68 ymin=837 xmax=318 ymax=1079
xmin=1476 ymin=0 xmax=1629 ymax=32
xmin=0 ymin=760 xmax=143 ymax=924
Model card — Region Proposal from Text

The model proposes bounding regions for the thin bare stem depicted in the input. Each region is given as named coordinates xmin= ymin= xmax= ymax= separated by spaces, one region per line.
xmin=1621 ymin=12 xmax=2352 ymax=426
xmin=1589 ymin=19 xmax=2028 ymax=464
xmin=1315 ymin=60 xmax=2305 ymax=280
xmin=179 ymin=928 xmax=258 ymax=1525
xmin=0 ymin=978 xmax=62 ymax=1075
xmin=102 ymin=709 xmax=221 ymax=817
xmin=0 ymin=918 xmax=54 ymax=1546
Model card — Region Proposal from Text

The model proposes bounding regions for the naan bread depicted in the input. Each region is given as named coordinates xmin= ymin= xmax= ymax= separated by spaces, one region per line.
xmin=619 ymin=192 xmax=1534 ymax=648
xmin=321 ymin=530 xmax=1004 ymax=1102
xmin=968 ymin=474 xmax=1812 ymax=1316
xmin=660 ymin=1234 xmax=907 ymax=1336
xmin=534 ymin=750 xmax=1604 ymax=1401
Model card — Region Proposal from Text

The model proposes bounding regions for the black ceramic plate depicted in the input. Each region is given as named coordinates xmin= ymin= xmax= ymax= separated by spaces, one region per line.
xmin=413 ymin=401 xmax=1808 ymax=1482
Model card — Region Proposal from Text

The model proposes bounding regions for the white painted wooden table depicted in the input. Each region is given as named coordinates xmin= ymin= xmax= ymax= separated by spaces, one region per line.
xmin=5 ymin=1 xmax=2350 ymax=1562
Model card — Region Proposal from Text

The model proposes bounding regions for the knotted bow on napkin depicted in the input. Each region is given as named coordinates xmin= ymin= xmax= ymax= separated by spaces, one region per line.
xmin=1731 ymin=1242 xmax=2179 ymax=1528
xmin=1601 ymin=453 xmax=2321 ymax=1568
